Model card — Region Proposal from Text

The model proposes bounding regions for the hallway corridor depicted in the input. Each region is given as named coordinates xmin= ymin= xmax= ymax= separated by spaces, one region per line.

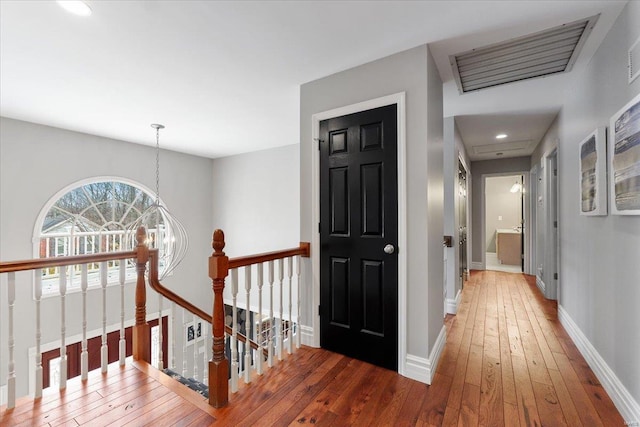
xmin=438 ymin=270 xmax=624 ymax=426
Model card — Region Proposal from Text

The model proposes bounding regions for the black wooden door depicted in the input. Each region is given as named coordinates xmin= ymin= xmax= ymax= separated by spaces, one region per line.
xmin=319 ymin=104 xmax=398 ymax=370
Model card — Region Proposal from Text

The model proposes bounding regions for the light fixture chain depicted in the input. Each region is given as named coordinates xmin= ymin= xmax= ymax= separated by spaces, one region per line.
xmin=155 ymin=126 xmax=160 ymax=204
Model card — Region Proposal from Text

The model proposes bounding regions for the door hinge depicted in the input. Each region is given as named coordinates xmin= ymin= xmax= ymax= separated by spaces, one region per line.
xmin=318 ymin=222 xmax=321 ymax=233
xmin=318 ymin=305 xmax=322 ymax=316
xmin=554 ymin=169 xmax=557 ymax=176
xmin=554 ymin=273 xmax=558 ymax=280
xmin=554 ymin=221 xmax=558 ymax=228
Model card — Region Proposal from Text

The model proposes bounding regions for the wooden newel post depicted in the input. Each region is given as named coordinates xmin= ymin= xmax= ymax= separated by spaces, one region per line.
xmin=209 ymin=229 xmax=229 ymax=408
xmin=133 ymin=227 xmax=151 ymax=362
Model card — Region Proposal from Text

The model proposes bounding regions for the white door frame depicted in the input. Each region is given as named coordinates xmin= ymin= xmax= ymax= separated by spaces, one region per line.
xmin=544 ymin=149 xmax=560 ymax=299
xmin=310 ymin=92 xmax=408 ymax=374
xmin=480 ymin=171 xmax=531 ymax=273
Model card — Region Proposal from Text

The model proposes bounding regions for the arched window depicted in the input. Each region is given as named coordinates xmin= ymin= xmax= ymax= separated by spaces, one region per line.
xmin=35 ymin=178 xmax=163 ymax=295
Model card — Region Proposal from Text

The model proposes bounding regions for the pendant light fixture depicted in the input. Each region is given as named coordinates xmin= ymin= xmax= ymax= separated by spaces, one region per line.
xmin=127 ymin=124 xmax=188 ymax=279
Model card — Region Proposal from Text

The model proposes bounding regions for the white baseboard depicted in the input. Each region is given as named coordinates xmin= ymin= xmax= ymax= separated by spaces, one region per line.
xmin=558 ymin=305 xmax=640 ymax=424
xmin=0 ymin=384 xmax=6 ymax=406
xmin=470 ymin=262 xmax=484 ymax=270
xmin=446 ymin=290 xmax=462 ymax=314
xmin=536 ymin=276 xmax=546 ymax=294
xmin=403 ymin=325 xmax=446 ymax=385
xmin=300 ymin=325 xmax=316 ymax=347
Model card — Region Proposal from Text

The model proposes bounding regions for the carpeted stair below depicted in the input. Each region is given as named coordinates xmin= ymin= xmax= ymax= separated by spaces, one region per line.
xmin=163 ymin=368 xmax=209 ymax=398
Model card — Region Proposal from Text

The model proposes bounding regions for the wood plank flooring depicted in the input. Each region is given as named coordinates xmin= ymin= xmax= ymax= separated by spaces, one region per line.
xmin=1 ymin=271 xmax=625 ymax=426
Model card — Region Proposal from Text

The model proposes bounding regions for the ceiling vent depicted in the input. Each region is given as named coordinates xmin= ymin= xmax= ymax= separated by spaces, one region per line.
xmin=472 ymin=139 xmax=534 ymax=156
xmin=450 ymin=15 xmax=599 ymax=93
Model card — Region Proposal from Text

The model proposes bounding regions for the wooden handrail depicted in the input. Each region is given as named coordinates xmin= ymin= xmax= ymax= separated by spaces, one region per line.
xmin=228 ymin=242 xmax=310 ymax=269
xmin=0 ymin=251 xmax=138 ymax=273
xmin=145 ymin=248 xmax=258 ymax=351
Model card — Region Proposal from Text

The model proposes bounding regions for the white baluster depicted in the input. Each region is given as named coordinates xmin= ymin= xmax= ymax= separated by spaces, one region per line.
xmin=278 ymin=258 xmax=284 ymax=361
xmin=80 ymin=265 xmax=89 ymax=380
xmin=192 ymin=313 xmax=198 ymax=381
xmin=202 ymin=322 xmax=209 ymax=386
xmin=100 ymin=261 xmax=108 ymax=373
xmin=230 ymin=268 xmax=239 ymax=392
xmin=256 ymin=263 xmax=264 ymax=375
xmin=59 ymin=266 xmax=68 ymax=389
xmin=268 ymin=260 xmax=274 ymax=368
xmin=171 ymin=302 xmax=176 ymax=369
xmin=296 ymin=255 xmax=301 ymax=349
xmin=182 ymin=308 xmax=187 ymax=377
xmin=158 ymin=295 xmax=164 ymax=370
xmin=34 ymin=270 xmax=43 ymax=398
xmin=7 ymin=272 xmax=16 ymax=409
xmin=119 ymin=260 xmax=126 ymax=366
xmin=287 ymin=257 xmax=293 ymax=355
xmin=244 ymin=265 xmax=252 ymax=384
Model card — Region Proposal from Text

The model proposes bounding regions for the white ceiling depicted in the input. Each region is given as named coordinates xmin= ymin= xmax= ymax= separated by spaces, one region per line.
xmin=0 ymin=1 xmax=627 ymax=159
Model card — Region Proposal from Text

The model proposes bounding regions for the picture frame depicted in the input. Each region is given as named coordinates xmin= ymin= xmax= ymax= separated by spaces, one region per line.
xmin=579 ymin=127 xmax=607 ymax=216
xmin=609 ymin=92 xmax=640 ymax=215
xmin=185 ymin=320 xmax=205 ymax=346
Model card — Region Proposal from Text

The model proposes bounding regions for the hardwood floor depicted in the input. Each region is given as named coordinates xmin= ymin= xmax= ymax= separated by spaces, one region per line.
xmin=1 ymin=271 xmax=624 ymax=426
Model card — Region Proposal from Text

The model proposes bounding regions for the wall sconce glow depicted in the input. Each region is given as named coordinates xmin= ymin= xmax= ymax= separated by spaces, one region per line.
xmin=496 ymin=133 xmax=508 ymax=139
xmin=57 ymin=1 xmax=92 ymax=16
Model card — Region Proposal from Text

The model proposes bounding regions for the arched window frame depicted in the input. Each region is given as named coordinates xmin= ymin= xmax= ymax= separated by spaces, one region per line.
xmin=33 ymin=176 xmax=166 ymax=297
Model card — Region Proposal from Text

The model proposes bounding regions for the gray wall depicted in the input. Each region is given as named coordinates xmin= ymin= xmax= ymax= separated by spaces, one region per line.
xmin=211 ymin=144 xmax=300 ymax=257
xmin=211 ymin=144 xmax=301 ymax=313
xmin=300 ymin=44 xmax=445 ymax=367
xmin=0 ymin=118 xmax=214 ymax=397
xmin=544 ymin=0 xmax=640 ymax=407
xmin=470 ymin=157 xmax=531 ymax=265
xmin=484 ymin=175 xmax=522 ymax=253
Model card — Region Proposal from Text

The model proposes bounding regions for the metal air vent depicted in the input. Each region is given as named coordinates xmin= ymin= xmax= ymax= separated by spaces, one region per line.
xmin=472 ymin=139 xmax=534 ymax=155
xmin=451 ymin=15 xmax=599 ymax=93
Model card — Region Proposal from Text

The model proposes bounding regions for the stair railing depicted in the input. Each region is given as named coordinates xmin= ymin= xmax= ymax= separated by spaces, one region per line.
xmin=1 ymin=227 xmax=309 ymax=412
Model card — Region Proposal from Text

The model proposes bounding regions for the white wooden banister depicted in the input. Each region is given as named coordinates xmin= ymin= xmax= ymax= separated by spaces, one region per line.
xmin=158 ymin=294 xmax=164 ymax=370
xmin=268 ymin=260 xmax=275 ymax=368
xmin=244 ymin=265 xmax=252 ymax=384
xmin=296 ymin=255 xmax=301 ymax=349
xmin=256 ymin=262 xmax=264 ymax=375
xmin=277 ymin=258 xmax=284 ymax=362
xmin=81 ymin=264 xmax=89 ymax=380
xmin=287 ymin=256 xmax=293 ymax=355
xmin=0 ymin=231 xmax=309 ymax=412
xmin=7 ymin=272 xmax=16 ymax=409
xmin=34 ymin=270 xmax=43 ymax=398
xmin=230 ymin=268 xmax=239 ymax=392
xmin=119 ymin=261 xmax=126 ymax=366
xmin=100 ymin=261 xmax=108 ymax=373
xmin=59 ymin=266 xmax=67 ymax=390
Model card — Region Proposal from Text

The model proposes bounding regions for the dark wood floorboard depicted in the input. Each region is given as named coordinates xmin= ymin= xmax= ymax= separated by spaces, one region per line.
xmin=1 ymin=271 xmax=625 ymax=426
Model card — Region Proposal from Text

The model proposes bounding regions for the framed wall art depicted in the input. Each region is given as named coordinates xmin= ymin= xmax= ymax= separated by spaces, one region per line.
xmin=579 ymin=127 xmax=607 ymax=215
xmin=609 ymin=92 xmax=640 ymax=215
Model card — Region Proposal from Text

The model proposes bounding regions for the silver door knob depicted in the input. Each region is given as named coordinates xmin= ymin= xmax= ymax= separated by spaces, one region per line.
xmin=384 ymin=244 xmax=395 ymax=254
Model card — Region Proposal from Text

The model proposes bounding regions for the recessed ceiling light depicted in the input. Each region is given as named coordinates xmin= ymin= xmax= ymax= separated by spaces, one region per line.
xmin=57 ymin=1 xmax=92 ymax=16
xmin=496 ymin=134 xmax=508 ymax=139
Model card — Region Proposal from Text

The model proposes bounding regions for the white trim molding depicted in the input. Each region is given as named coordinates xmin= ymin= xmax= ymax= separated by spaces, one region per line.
xmin=536 ymin=276 xmax=546 ymax=295
xmin=404 ymin=325 xmax=447 ymax=385
xmin=558 ymin=305 xmax=640 ymax=424
xmin=300 ymin=325 xmax=315 ymax=347
xmin=471 ymin=261 xmax=484 ymax=270
xmin=310 ymin=92 xmax=408 ymax=371
xmin=446 ymin=289 xmax=462 ymax=314
xmin=0 ymin=384 xmax=6 ymax=406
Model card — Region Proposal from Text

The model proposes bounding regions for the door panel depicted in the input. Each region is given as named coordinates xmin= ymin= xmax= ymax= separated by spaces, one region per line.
xmin=320 ymin=104 xmax=397 ymax=370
